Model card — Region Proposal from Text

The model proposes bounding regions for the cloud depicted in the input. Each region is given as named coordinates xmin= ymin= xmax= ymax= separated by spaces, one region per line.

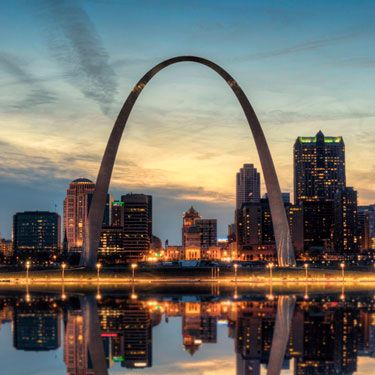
xmin=0 ymin=52 xmax=57 ymax=110
xmin=40 ymin=0 xmax=117 ymax=114
xmin=261 ymin=109 xmax=375 ymax=124
xmin=239 ymin=32 xmax=360 ymax=61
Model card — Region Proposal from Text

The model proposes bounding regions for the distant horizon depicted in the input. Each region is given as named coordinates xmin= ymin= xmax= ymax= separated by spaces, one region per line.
xmin=1 ymin=0 xmax=374 ymax=242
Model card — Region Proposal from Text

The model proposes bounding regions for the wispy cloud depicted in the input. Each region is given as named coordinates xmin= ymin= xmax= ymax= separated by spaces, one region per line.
xmin=261 ymin=109 xmax=375 ymax=124
xmin=39 ymin=0 xmax=117 ymax=114
xmin=0 ymin=52 xmax=57 ymax=110
xmin=239 ymin=32 xmax=360 ymax=60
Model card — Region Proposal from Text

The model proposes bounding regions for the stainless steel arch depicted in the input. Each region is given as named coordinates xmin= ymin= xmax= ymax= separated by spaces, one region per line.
xmin=82 ymin=56 xmax=296 ymax=268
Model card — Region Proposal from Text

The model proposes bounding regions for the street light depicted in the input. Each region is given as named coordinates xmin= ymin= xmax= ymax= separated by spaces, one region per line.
xmin=25 ymin=261 xmax=30 ymax=284
xmin=304 ymin=263 xmax=308 ymax=281
xmin=61 ymin=262 xmax=66 ymax=283
xmin=267 ymin=262 xmax=274 ymax=283
xmin=340 ymin=262 xmax=345 ymax=282
xmin=234 ymin=263 xmax=239 ymax=284
xmin=131 ymin=263 xmax=138 ymax=283
xmin=96 ymin=263 xmax=102 ymax=283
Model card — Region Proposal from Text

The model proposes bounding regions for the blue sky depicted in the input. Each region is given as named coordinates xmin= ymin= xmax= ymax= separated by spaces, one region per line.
xmin=0 ymin=0 xmax=374 ymax=242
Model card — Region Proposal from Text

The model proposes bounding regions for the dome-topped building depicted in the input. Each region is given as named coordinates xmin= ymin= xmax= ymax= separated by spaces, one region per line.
xmin=72 ymin=178 xmax=94 ymax=184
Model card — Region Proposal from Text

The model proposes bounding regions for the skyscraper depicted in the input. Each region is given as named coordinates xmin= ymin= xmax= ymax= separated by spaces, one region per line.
xmin=294 ymin=131 xmax=347 ymax=256
xmin=13 ymin=211 xmax=61 ymax=263
xmin=294 ymin=131 xmax=345 ymax=204
xmin=236 ymin=164 xmax=261 ymax=209
xmin=111 ymin=201 xmax=125 ymax=227
xmin=121 ymin=194 xmax=152 ymax=261
xmin=63 ymin=178 xmax=95 ymax=251
xmin=294 ymin=131 xmax=345 ymax=203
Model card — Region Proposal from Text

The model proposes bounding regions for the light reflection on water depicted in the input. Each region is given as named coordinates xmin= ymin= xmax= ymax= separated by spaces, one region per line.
xmin=0 ymin=289 xmax=374 ymax=375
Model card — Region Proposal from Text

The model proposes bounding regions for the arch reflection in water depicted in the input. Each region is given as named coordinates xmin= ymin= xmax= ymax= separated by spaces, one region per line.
xmin=0 ymin=291 xmax=373 ymax=374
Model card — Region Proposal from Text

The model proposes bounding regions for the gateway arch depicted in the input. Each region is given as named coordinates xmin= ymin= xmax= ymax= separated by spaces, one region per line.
xmin=82 ymin=56 xmax=296 ymax=268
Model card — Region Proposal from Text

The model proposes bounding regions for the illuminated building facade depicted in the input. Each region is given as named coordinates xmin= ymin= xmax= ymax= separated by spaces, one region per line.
xmin=184 ymin=226 xmax=201 ymax=260
xmin=334 ymin=187 xmax=358 ymax=255
xmin=64 ymin=178 xmax=95 ymax=251
xmin=358 ymin=205 xmax=375 ymax=251
xmin=98 ymin=226 xmax=126 ymax=264
xmin=236 ymin=202 xmax=262 ymax=255
xmin=181 ymin=208 xmax=217 ymax=259
xmin=165 ymin=245 xmax=182 ymax=261
xmin=182 ymin=206 xmax=201 ymax=248
xmin=121 ymin=194 xmax=152 ymax=261
xmin=111 ymin=201 xmax=124 ymax=227
xmin=13 ymin=211 xmax=60 ymax=263
xmin=0 ymin=238 xmax=13 ymax=258
xmin=294 ymin=131 xmax=345 ymax=204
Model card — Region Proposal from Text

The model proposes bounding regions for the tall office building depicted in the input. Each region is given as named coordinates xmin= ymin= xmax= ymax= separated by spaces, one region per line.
xmin=121 ymin=194 xmax=152 ymax=261
xmin=13 ymin=211 xmax=60 ymax=263
xmin=236 ymin=164 xmax=261 ymax=209
xmin=236 ymin=203 xmax=262 ymax=251
xmin=111 ymin=201 xmax=125 ymax=227
xmin=63 ymin=178 xmax=95 ymax=251
xmin=334 ymin=187 xmax=358 ymax=255
xmin=294 ymin=131 xmax=345 ymax=204
xmin=236 ymin=197 xmax=292 ymax=261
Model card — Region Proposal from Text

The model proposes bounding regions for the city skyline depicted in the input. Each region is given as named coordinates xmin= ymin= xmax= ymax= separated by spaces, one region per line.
xmin=0 ymin=1 xmax=374 ymax=243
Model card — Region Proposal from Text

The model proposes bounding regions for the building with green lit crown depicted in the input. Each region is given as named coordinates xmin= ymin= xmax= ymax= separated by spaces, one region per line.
xmin=294 ymin=130 xmax=345 ymax=204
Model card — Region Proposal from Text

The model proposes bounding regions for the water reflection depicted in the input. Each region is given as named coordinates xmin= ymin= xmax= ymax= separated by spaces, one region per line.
xmin=0 ymin=290 xmax=374 ymax=374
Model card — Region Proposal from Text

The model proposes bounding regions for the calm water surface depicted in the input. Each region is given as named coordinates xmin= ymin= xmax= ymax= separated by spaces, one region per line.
xmin=0 ymin=288 xmax=374 ymax=375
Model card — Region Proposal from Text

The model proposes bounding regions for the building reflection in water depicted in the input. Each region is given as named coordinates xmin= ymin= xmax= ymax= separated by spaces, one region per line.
xmin=0 ymin=292 xmax=374 ymax=375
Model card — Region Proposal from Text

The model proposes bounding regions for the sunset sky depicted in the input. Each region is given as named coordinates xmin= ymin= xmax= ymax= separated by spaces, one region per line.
xmin=0 ymin=0 xmax=374 ymax=243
